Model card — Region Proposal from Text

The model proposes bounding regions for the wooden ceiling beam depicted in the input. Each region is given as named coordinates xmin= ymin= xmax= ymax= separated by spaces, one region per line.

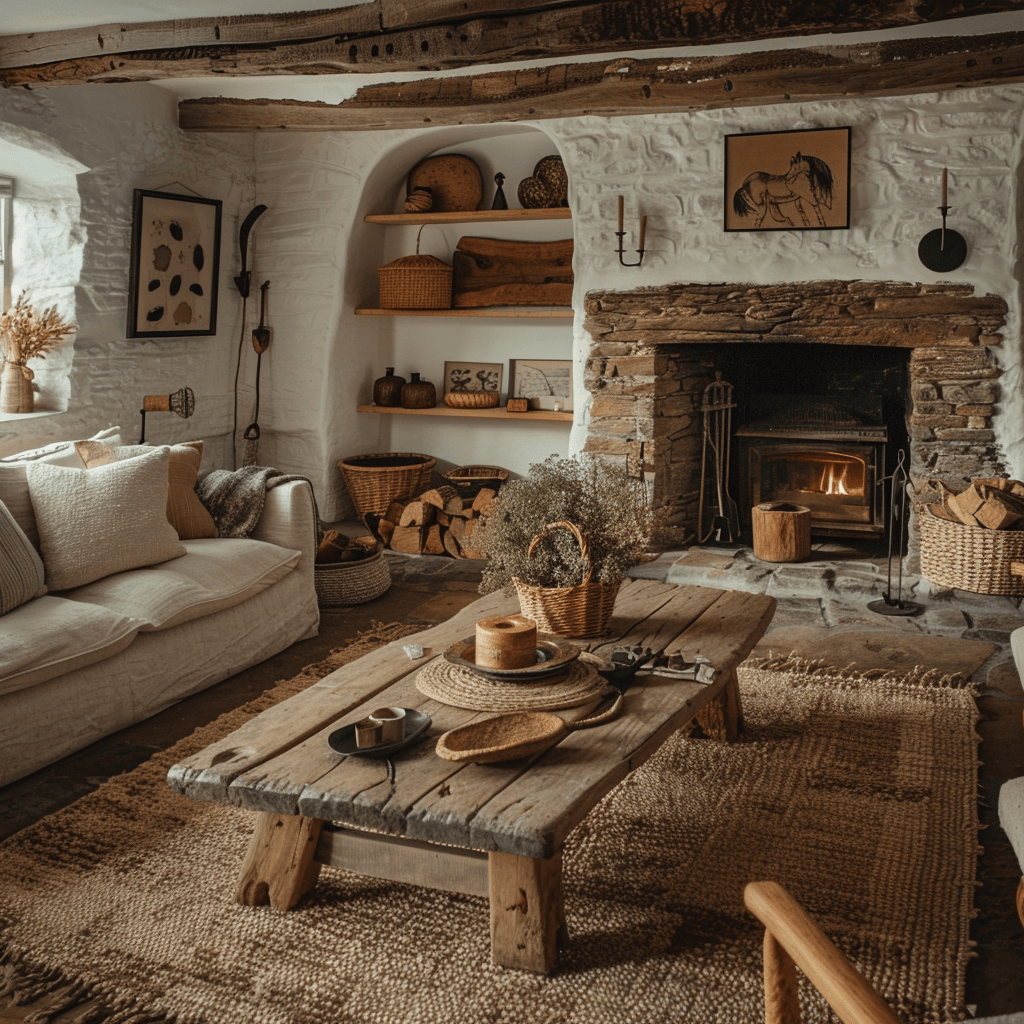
xmin=2 ymin=0 xmax=1022 ymax=88
xmin=175 ymin=31 xmax=1024 ymax=132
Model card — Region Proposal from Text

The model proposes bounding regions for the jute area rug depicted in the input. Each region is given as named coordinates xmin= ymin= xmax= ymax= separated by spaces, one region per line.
xmin=0 ymin=628 xmax=980 ymax=1024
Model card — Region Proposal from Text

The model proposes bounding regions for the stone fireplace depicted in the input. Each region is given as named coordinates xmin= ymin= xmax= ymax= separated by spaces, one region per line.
xmin=582 ymin=281 xmax=1009 ymax=553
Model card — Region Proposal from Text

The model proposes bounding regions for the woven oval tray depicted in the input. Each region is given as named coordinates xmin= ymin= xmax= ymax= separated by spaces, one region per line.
xmin=415 ymin=653 xmax=605 ymax=712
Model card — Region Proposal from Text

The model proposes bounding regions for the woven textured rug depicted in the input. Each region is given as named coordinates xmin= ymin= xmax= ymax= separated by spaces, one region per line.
xmin=0 ymin=646 xmax=980 ymax=1024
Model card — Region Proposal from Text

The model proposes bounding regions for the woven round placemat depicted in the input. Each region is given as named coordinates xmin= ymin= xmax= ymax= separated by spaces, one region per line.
xmin=415 ymin=653 xmax=606 ymax=712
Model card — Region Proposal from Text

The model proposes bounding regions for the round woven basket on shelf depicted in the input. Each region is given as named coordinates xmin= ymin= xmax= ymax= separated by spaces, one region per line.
xmin=377 ymin=225 xmax=452 ymax=309
xmin=442 ymin=464 xmax=510 ymax=498
xmin=513 ymin=520 xmax=621 ymax=639
xmin=337 ymin=452 xmax=436 ymax=517
xmin=443 ymin=391 xmax=500 ymax=409
xmin=918 ymin=505 xmax=1024 ymax=596
xmin=314 ymin=541 xmax=391 ymax=606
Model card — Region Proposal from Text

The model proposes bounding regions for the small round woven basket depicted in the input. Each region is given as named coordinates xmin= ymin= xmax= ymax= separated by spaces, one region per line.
xmin=513 ymin=521 xmax=621 ymax=638
xmin=314 ymin=541 xmax=391 ymax=607
xmin=337 ymin=452 xmax=436 ymax=517
xmin=377 ymin=225 xmax=452 ymax=309
xmin=918 ymin=504 xmax=1024 ymax=596
xmin=443 ymin=391 xmax=500 ymax=409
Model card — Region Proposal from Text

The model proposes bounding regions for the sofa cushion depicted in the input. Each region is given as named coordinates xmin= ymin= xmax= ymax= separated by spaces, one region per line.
xmin=27 ymin=446 xmax=186 ymax=590
xmin=64 ymin=537 xmax=300 ymax=631
xmin=76 ymin=439 xmax=218 ymax=540
xmin=0 ymin=427 xmax=121 ymax=546
xmin=0 ymin=594 xmax=139 ymax=697
xmin=0 ymin=499 xmax=46 ymax=614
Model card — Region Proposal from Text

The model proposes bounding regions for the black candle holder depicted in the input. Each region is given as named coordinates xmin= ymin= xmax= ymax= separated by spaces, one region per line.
xmin=918 ymin=205 xmax=967 ymax=273
xmin=615 ymin=231 xmax=646 ymax=267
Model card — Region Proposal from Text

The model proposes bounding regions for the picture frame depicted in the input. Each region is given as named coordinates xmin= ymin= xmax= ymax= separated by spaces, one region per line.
xmin=126 ymin=188 xmax=222 ymax=338
xmin=508 ymin=358 xmax=573 ymax=412
xmin=443 ymin=360 xmax=503 ymax=395
xmin=724 ymin=126 xmax=851 ymax=232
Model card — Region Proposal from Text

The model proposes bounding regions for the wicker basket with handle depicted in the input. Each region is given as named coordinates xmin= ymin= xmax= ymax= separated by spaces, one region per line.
xmin=513 ymin=520 xmax=621 ymax=638
xmin=918 ymin=504 xmax=1024 ymax=596
xmin=378 ymin=225 xmax=452 ymax=309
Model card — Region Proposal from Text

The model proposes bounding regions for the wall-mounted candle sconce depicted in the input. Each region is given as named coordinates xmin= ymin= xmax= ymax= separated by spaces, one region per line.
xmin=616 ymin=195 xmax=647 ymax=267
xmin=139 ymin=386 xmax=195 ymax=443
xmin=918 ymin=168 xmax=967 ymax=273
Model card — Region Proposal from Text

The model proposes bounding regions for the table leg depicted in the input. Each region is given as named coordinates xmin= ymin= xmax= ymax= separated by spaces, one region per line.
xmin=488 ymin=850 xmax=568 ymax=973
xmin=695 ymin=666 xmax=744 ymax=742
xmin=236 ymin=811 xmax=324 ymax=910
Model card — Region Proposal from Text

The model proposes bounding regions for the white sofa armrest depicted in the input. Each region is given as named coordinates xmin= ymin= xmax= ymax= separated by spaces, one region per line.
xmin=249 ymin=478 xmax=318 ymax=578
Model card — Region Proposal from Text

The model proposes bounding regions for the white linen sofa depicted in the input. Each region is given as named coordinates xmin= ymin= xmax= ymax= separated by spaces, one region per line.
xmin=0 ymin=428 xmax=320 ymax=788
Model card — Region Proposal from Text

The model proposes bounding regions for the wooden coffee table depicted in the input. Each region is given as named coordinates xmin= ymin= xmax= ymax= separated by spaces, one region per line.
xmin=168 ymin=579 xmax=776 ymax=973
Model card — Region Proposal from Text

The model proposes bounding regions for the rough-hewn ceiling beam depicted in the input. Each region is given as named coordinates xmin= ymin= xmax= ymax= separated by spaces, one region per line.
xmin=2 ymin=0 xmax=1022 ymax=88
xmin=175 ymin=31 xmax=1024 ymax=132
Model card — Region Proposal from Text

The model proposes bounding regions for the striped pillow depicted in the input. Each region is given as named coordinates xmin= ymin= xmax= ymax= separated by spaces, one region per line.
xmin=0 ymin=499 xmax=46 ymax=615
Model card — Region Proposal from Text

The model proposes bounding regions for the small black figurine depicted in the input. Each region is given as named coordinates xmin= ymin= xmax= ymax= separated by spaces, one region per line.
xmin=491 ymin=172 xmax=508 ymax=211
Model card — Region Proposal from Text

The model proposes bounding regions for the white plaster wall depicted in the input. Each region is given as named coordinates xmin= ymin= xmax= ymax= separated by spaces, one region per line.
xmin=1 ymin=82 xmax=1020 ymax=525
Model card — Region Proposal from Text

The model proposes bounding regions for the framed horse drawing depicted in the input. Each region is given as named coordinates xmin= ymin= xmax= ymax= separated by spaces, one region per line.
xmin=724 ymin=127 xmax=851 ymax=232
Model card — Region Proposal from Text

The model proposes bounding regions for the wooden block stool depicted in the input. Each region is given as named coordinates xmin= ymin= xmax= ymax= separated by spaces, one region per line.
xmin=751 ymin=501 xmax=811 ymax=563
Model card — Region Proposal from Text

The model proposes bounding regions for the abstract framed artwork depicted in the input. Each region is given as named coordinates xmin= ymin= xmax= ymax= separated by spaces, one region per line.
xmin=443 ymin=360 xmax=503 ymax=395
xmin=724 ymin=126 xmax=851 ymax=232
xmin=508 ymin=358 xmax=573 ymax=411
xmin=126 ymin=189 xmax=222 ymax=338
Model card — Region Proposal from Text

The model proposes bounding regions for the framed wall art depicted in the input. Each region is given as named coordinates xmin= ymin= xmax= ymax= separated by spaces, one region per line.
xmin=443 ymin=360 xmax=503 ymax=395
xmin=724 ymin=126 xmax=851 ymax=232
xmin=508 ymin=358 xmax=573 ymax=411
xmin=127 ymin=188 xmax=222 ymax=338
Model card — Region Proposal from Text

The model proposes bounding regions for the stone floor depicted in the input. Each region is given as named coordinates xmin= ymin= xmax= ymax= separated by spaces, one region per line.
xmin=1 ymin=535 xmax=1022 ymax=1020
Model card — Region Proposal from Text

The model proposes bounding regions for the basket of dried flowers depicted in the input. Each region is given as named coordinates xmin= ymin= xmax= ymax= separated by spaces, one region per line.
xmin=0 ymin=292 xmax=77 ymax=414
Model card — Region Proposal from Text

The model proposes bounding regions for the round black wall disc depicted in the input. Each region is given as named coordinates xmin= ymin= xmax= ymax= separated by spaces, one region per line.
xmin=918 ymin=227 xmax=967 ymax=273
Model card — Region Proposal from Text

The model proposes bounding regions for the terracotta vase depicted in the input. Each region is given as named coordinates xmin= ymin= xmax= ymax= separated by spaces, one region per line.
xmin=400 ymin=372 xmax=436 ymax=409
xmin=373 ymin=367 xmax=406 ymax=407
xmin=1 ymin=362 xmax=32 ymax=414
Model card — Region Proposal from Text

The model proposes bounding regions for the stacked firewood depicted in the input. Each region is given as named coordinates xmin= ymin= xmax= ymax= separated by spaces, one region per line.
xmin=369 ymin=484 xmax=498 ymax=558
xmin=927 ymin=477 xmax=1024 ymax=531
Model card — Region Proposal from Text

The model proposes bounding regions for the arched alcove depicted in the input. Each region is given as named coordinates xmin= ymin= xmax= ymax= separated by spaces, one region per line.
xmin=0 ymin=123 xmax=87 ymax=421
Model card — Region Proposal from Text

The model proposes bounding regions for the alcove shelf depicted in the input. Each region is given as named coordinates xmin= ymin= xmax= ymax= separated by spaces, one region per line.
xmin=357 ymin=403 xmax=572 ymax=422
xmin=355 ymin=307 xmax=573 ymax=318
xmin=364 ymin=208 xmax=571 ymax=225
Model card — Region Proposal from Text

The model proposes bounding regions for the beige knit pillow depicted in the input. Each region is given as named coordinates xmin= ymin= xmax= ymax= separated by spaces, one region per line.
xmin=0 ymin=499 xmax=46 ymax=614
xmin=75 ymin=440 xmax=217 ymax=540
xmin=26 ymin=446 xmax=186 ymax=591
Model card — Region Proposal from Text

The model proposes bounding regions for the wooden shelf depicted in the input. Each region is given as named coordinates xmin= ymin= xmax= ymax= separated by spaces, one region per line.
xmin=355 ymin=307 xmax=573 ymax=318
xmin=357 ymin=403 xmax=572 ymax=422
xmin=365 ymin=208 xmax=571 ymax=225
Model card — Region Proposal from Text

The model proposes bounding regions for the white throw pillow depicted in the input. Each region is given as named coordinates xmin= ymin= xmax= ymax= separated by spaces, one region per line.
xmin=0 ymin=427 xmax=122 ymax=547
xmin=26 ymin=446 xmax=186 ymax=590
xmin=0 ymin=499 xmax=46 ymax=614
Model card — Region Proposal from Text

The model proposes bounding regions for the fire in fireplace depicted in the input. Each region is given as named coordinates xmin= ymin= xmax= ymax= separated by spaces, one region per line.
xmin=735 ymin=397 xmax=887 ymax=538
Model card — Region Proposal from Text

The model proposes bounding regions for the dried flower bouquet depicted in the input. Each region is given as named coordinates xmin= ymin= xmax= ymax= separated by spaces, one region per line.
xmin=1 ymin=291 xmax=77 ymax=367
xmin=478 ymin=453 xmax=667 ymax=595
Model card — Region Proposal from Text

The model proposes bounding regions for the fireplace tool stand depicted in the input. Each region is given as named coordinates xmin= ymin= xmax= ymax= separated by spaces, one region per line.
xmin=868 ymin=449 xmax=923 ymax=617
xmin=698 ymin=373 xmax=741 ymax=545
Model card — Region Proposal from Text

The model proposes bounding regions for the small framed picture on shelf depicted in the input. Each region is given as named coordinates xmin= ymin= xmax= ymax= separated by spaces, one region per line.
xmin=508 ymin=358 xmax=573 ymax=411
xmin=443 ymin=361 xmax=503 ymax=395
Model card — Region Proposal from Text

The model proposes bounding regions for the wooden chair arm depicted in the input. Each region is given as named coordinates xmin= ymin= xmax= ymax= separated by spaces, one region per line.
xmin=744 ymin=881 xmax=902 ymax=1024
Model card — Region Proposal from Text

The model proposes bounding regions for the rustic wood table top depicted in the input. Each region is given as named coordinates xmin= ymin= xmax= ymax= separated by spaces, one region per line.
xmin=168 ymin=579 xmax=777 ymax=860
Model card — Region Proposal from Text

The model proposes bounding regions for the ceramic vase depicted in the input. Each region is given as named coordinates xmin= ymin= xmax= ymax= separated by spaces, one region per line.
xmin=400 ymin=372 xmax=436 ymax=409
xmin=373 ymin=367 xmax=406 ymax=407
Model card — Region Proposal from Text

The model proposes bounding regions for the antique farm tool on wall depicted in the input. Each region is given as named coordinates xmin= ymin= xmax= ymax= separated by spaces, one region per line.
xmin=868 ymin=449 xmax=923 ymax=617
xmin=698 ymin=373 xmax=740 ymax=544
xmin=242 ymin=281 xmax=270 ymax=466
xmin=918 ymin=168 xmax=966 ymax=274
xmin=233 ymin=204 xmax=267 ymax=298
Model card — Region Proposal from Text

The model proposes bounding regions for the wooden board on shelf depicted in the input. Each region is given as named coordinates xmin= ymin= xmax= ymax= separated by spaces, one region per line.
xmin=452 ymin=237 xmax=573 ymax=308
xmin=364 ymin=209 xmax=571 ymax=225
xmin=356 ymin=403 xmax=571 ymax=422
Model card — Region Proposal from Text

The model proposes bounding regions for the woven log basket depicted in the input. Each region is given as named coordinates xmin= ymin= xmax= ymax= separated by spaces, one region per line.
xmin=314 ymin=541 xmax=391 ymax=606
xmin=918 ymin=505 xmax=1024 ymax=596
xmin=514 ymin=520 xmax=621 ymax=639
xmin=337 ymin=452 xmax=436 ymax=517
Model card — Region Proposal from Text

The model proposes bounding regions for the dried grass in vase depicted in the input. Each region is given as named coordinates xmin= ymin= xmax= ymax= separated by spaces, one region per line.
xmin=1 ymin=291 xmax=77 ymax=367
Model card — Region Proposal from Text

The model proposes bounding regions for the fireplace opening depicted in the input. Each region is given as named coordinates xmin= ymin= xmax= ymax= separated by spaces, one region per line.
xmin=710 ymin=344 xmax=910 ymax=540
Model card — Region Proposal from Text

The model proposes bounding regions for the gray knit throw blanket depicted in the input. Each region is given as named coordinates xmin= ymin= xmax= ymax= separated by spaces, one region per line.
xmin=196 ymin=465 xmax=319 ymax=540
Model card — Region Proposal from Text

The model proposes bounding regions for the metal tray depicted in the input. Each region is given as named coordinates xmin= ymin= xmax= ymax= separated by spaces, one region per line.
xmin=443 ymin=634 xmax=580 ymax=680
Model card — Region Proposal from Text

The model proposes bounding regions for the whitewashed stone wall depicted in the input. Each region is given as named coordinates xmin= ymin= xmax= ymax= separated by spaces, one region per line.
xmin=0 ymin=82 xmax=1021 ymax=523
